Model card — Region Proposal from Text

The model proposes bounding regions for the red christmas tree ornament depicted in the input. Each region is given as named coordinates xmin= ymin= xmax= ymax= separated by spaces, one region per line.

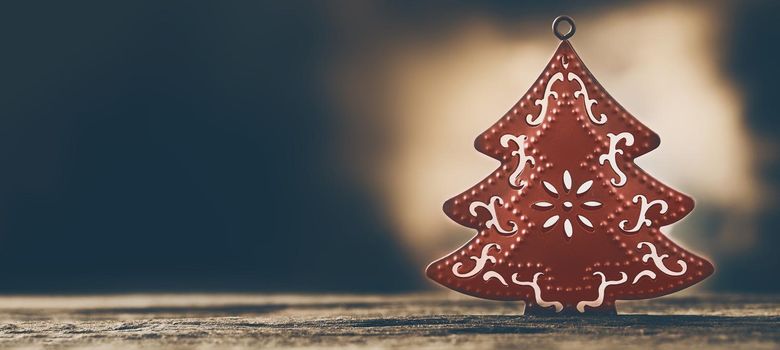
xmin=426 ymin=16 xmax=714 ymax=315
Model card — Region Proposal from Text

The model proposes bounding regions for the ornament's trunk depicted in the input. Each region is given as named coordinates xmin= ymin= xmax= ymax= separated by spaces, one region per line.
xmin=523 ymin=304 xmax=617 ymax=316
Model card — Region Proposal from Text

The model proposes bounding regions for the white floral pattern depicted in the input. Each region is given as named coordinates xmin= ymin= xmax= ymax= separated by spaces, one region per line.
xmin=532 ymin=170 xmax=601 ymax=238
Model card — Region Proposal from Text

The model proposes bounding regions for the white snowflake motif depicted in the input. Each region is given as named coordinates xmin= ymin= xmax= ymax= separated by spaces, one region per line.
xmin=532 ymin=170 xmax=602 ymax=238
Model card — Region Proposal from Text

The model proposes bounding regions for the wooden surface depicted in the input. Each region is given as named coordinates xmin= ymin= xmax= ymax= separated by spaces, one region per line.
xmin=0 ymin=292 xmax=777 ymax=349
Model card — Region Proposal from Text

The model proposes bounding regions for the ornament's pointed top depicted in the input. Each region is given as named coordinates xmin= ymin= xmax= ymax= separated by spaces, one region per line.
xmin=552 ymin=16 xmax=575 ymax=41
xmin=555 ymin=39 xmax=575 ymax=52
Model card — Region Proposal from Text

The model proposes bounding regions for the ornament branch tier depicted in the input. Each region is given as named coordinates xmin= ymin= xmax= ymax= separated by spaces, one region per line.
xmin=426 ymin=39 xmax=713 ymax=316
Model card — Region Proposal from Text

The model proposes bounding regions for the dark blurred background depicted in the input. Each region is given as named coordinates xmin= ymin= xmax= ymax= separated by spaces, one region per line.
xmin=0 ymin=1 xmax=776 ymax=293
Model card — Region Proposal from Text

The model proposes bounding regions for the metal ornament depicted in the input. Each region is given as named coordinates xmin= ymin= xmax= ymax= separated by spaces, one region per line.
xmin=426 ymin=16 xmax=714 ymax=315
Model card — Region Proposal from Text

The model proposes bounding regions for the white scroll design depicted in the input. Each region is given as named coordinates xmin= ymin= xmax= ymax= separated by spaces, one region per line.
xmin=469 ymin=196 xmax=518 ymax=234
xmin=500 ymin=134 xmax=535 ymax=188
xmin=568 ymin=72 xmax=606 ymax=125
xmin=598 ymin=132 xmax=635 ymax=187
xmin=576 ymin=271 xmax=627 ymax=313
xmin=637 ymin=242 xmax=687 ymax=276
xmin=511 ymin=272 xmax=564 ymax=312
xmin=483 ymin=271 xmax=508 ymax=286
xmin=632 ymin=270 xmax=657 ymax=284
xmin=526 ymin=72 xmax=564 ymax=126
xmin=452 ymin=243 xmax=500 ymax=278
xmin=619 ymin=195 xmax=668 ymax=233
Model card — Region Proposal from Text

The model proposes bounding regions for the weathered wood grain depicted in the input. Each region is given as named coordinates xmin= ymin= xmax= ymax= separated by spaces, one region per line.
xmin=0 ymin=293 xmax=777 ymax=349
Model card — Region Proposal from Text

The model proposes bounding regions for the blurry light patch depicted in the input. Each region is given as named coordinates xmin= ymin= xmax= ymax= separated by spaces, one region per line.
xmin=331 ymin=3 xmax=758 ymax=268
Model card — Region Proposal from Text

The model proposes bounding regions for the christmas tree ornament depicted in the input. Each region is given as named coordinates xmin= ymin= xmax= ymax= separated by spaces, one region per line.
xmin=426 ymin=16 xmax=714 ymax=315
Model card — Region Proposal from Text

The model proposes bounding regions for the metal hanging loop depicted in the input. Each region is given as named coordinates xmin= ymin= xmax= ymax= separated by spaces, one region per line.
xmin=552 ymin=16 xmax=576 ymax=40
